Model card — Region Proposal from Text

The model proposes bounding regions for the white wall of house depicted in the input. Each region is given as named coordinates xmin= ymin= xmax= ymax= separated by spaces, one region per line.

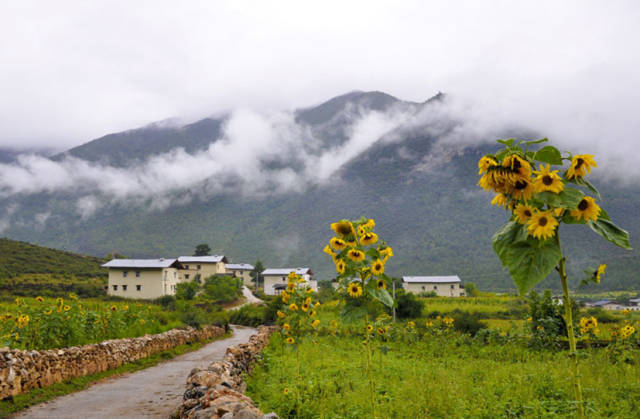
xmin=403 ymin=282 xmax=466 ymax=297
xmin=263 ymin=274 xmax=316 ymax=295
xmin=107 ymin=267 xmax=180 ymax=299
xmin=226 ymin=269 xmax=253 ymax=286
xmin=179 ymin=262 xmax=227 ymax=282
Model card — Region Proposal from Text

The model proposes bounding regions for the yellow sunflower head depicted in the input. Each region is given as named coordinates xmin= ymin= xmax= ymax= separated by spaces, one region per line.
xmin=331 ymin=220 xmax=355 ymax=237
xmin=357 ymin=225 xmax=367 ymax=237
xmin=360 ymin=232 xmax=378 ymax=246
xmin=35 ymin=296 xmax=44 ymax=303
xmin=567 ymin=154 xmax=596 ymax=179
xmin=289 ymin=303 xmax=298 ymax=311
xmin=379 ymin=246 xmax=394 ymax=261
xmin=364 ymin=219 xmax=375 ymax=229
xmin=376 ymin=279 xmax=386 ymax=290
xmin=570 ymin=196 xmax=601 ymax=222
xmin=110 ymin=305 xmax=117 ymax=312
xmin=596 ymin=264 xmax=606 ymax=283
xmin=277 ymin=310 xmax=286 ymax=319
xmin=491 ymin=193 xmax=508 ymax=208
xmin=511 ymin=178 xmax=535 ymax=200
xmin=312 ymin=319 xmax=320 ymax=328
xmin=64 ymin=305 xmax=71 ymax=311
xmin=286 ymin=337 xmax=295 ymax=344
xmin=301 ymin=302 xmax=309 ymax=312
xmin=335 ymin=259 xmax=346 ymax=274
xmin=329 ymin=237 xmax=347 ymax=250
xmin=527 ymin=210 xmax=559 ymax=240
xmin=377 ymin=327 xmax=386 ymax=335
xmin=347 ymin=249 xmax=365 ymax=262
xmin=371 ymin=259 xmax=385 ymax=276
xmin=347 ymin=283 xmax=363 ymax=298
xmin=283 ymin=388 xmax=290 ymax=395
xmin=366 ymin=324 xmax=374 ymax=332
xmin=514 ymin=204 xmax=535 ymax=224
xmin=502 ymin=154 xmax=532 ymax=179
xmin=323 ymin=245 xmax=337 ymax=257
xmin=283 ymin=323 xmax=291 ymax=330
xmin=533 ymin=164 xmax=564 ymax=194
xmin=287 ymin=282 xmax=296 ymax=291
xmin=478 ymin=155 xmax=498 ymax=175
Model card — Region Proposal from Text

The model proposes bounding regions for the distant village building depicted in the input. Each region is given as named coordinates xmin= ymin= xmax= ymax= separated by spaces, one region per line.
xmin=585 ymin=299 xmax=640 ymax=311
xmin=402 ymin=276 xmax=466 ymax=297
xmin=225 ymin=263 xmax=254 ymax=286
xmin=177 ymin=255 xmax=228 ymax=283
xmin=102 ymin=259 xmax=183 ymax=299
xmin=262 ymin=268 xmax=316 ymax=295
xmin=630 ymin=298 xmax=640 ymax=310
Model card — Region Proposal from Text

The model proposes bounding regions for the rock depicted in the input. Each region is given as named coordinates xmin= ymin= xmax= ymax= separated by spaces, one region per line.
xmin=261 ymin=413 xmax=280 ymax=419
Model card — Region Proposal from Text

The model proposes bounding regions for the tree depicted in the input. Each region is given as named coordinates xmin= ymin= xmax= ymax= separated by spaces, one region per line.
xmin=193 ymin=244 xmax=211 ymax=256
xmin=250 ymin=260 xmax=264 ymax=291
xmin=464 ymin=282 xmax=480 ymax=297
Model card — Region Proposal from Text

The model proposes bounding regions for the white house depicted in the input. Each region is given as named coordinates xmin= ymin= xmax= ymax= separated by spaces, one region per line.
xmin=225 ymin=263 xmax=254 ymax=287
xmin=402 ymin=276 xmax=466 ymax=297
xmin=102 ymin=258 xmax=183 ymax=299
xmin=177 ymin=255 xmax=228 ymax=283
xmin=262 ymin=268 xmax=316 ymax=295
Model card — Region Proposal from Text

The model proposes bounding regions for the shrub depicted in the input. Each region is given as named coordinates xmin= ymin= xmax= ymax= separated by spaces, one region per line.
xmin=451 ymin=311 xmax=487 ymax=336
xmin=228 ymin=304 xmax=267 ymax=327
xmin=154 ymin=295 xmax=176 ymax=310
xmin=203 ymin=276 xmax=242 ymax=303
xmin=179 ymin=306 xmax=207 ymax=329
xmin=392 ymin=290 xmax=424 ymax=319
xmin=175 ymin=280 xmax=199 ymax=300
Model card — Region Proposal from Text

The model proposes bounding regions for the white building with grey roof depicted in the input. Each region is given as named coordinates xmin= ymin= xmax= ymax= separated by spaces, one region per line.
xmin=402 ymin=275 xmax=466 ymax=297
xmin=262 ymin=268 xmax=316 ymax=295
xmin=102 ymin=258 xmax=184 ymax=299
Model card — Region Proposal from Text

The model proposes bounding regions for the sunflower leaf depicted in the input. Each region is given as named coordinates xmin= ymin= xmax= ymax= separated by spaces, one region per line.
xmin=492 ymin=221 xmax=562 ymax=295
xmin=567 ymin=176 xmax=601 ymax=200
xmin=497 ymin=138 xmax=515 ymax=146
xmin=365 ymin=279 xmax=395 ymax=308
xmin=587 ymin=219 xmax=632 ymax=250
xmin=340 ymin=304 xmax=368 ymax=323
xmin=534 ymin=146 xmax=563 ymax=165
xmin=525 ymin=137 xmax=549 ymax=146
xmin=536 ymin=188 xmax=584 ymax=209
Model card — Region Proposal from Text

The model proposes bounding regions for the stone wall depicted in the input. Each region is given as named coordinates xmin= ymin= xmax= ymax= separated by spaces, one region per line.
xmin=175 ymin=325 xmax=278 ymax=419
xmin=0 ymin=325 xmax=225 ymax=399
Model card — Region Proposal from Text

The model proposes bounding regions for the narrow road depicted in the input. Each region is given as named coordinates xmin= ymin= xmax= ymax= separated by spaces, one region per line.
xmin=16 ymin=325 xmax=257 ymax=419
xmin=227 ymin=286 xmax=264 ymax=311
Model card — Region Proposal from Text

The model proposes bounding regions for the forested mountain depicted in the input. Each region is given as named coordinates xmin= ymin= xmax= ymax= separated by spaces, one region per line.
xmin=1 ymin=91 xmax=637 ymax=292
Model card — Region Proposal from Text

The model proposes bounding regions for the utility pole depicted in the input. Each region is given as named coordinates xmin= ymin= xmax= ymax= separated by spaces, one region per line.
xmin=392 ymin=280 xmax=396 ymax=322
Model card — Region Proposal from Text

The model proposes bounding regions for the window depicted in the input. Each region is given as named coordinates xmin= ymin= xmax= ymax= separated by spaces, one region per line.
xmin=122 ymin=285 xmax=127 ymax=291
xmin=282 ymin=277 xmax=286 ymax=282
xmin=136 ymin=285 xmax=142 ymax=291
xmin=451 ymin=285 xmax=455 ymax=289
xmin=185 ymin=265 xmax=189 ymax=270
xmin=122 ymin=271 xmax=128 ymax=278
xmin=113 ymin=285 xmax=118 ymax=291
xmin=197 ymin=264 xmax=201 ymax=270
xmin=185 ymin=274 xmax=190 ymax=279
xmin=421 ymin=286 xmax=425 ymax=291
xmin=135 ymin=271 xmax=140 ymax=277
xmin=434 ymin=285 xmax=438 ymax=290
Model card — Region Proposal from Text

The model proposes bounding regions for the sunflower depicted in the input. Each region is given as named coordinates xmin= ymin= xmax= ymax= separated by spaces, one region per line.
xmin=110 ymin=305 xmax=117 ymax=312
xmin=533 ymin=164 xmax=564 ymax=194
xmin=511 ymin=178 xmax=535 ymax=200
xmin=377 ymin=327 xmax=386 ymax=336
xmin=478 ymin=156 xmax=498 ymax=175
xmin=283 ymin=323 xmax=291 ymax=331
xmin=329 ymin=237 xmax=347 ymax=250
xmin=527 ymin=210 xmax=558 ymax=240
xmin=514 ymin=204 xmax=535 ymax=224
xmin=357 ymin=225 xmax=367 ymax=237
xmin=335 ymin=259 xmax=346 ymax=274
xmin=366 ymin=324 xmax=374 ymax=332
xmin=478 ymin=168 xmax=518 ymax=193
xmin=570 ymin=196 xmax=601 ymax=222
xmin=312 ymin=319 xmax=320 ymax=328
xmin=288 ymin=271 xmax=298 ymax=281
xmin=35 ymin=296 xmax=44 ymax=303
xmin=309 ymin=310 xmax=316 ymax=317
xmin=407 ymin=321 xmax=415 ymax=328
xmin=64 ymin=305 xmax=71 ymax=311
xmin=289 ymin=303 xmax=298 ymax=311
xmin=277 ymin=310 xmax=286 ymax=319
xmin=347 ymin=283 xmax=363 ymax=298
xmin=491 ymin=193 xmax=508 ymax=208
xmin=371 ymin=259 xmax=385 ymax=276
xmin=44 ymin=309 xmax=53 ymax=315
xmin=379 ymin=246 xmax=394 ymax=262
xmin=283 ymin=388 xmax=290 ymax=395
xmin=596 ymin=264 xmax=606 ymax=283
xmin=287 ymin=282 xmax=296 ymax=291
xmin=376 ymin=279 xmax=386 ymax=290
xmin=364 ymin=219 xmax=375 ymax=229
xmin=301 ymin=302 xmax=309 ymax=312
xmin=502 ymin=154 xmax=532 ymax=179
xmin=281 ymin=291 xmax=290 ymax=303
xmin=323 ymin=245 xmax=336 ymax=258
xmin=331 ymin=220 xmax=355 ymax=237
xmin=286 ymin=337 xmax=295 ymax=344
xmin=360 ymin=232 xmax=378 ymax=245
xmin=567 ymin=154 xmax=597 ymax=179
xmin=347 ymin=249 xmax=365 ymax=262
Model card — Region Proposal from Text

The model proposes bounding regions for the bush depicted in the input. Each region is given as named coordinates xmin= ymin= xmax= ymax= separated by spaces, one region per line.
xmin=528 ymin=290 xmax=577 ymax=349
xmin=418 ymin=291 xmax=438 ymax=298
xmin=392 ymin=290 xmax=425 ymax=319
xmin=179 ymin=306 xmax=207 ymax=329
xmin=585 ymin=307 xmax=619 ymax=323
xmin=228 ymin=304 xmax=268 ymax=327
xmin=451 ymin=311 xmax=487 ymax=336
xmin=203 ymin=276 xmax=243 ymax=303
xmin=154 ymin=295 xmax=176 ymax=310
xmin=176 ymin=280 xmax=199 ymax=300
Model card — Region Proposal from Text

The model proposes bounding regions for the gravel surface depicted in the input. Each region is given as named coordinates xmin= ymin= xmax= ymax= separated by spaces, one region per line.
xmin=15 ymin=325 xmax=257 ymax=419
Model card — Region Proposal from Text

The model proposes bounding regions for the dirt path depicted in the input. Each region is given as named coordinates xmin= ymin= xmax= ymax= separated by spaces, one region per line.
xmin=227 ymin=286 xmax=263 ymax=311
xmin=16 ymin=325 xmax=257 ymax=419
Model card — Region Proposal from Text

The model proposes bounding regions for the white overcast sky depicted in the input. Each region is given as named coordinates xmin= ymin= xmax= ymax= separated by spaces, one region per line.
xmin=0 ymin=0 xmax=639 ymax=150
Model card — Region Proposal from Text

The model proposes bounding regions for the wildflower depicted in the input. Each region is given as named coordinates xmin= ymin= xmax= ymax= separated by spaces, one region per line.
xmin=331 ymin=220 xmax=355 ymax=237
xmin=44 ymin=309 xmax=53 ymax=315
xmin=287 ymin=282 xmax=296 ymax=291
xmin=526 ymin=317 xmax=532 ymax=322
xmin=17 ymin=314 xmax=30 ymax=328
xmin=56 ymin=297 xmax=63 ymax=306
xmin=347 ymin=249 xmax=365 ymax=262
xmin=533 ymin=164 xmax=564 ymax=194
xmin=570 ymin=196 xmax=601 ymax=222
xmin=376 ymin=279 xmax=386 ymax=290
xmin=596 ymin=264 xmax=606 ymax=283
xmin=315 ymin=301 xmax=321 ymax=307
xmin=347 ymin=283 xmax=363 ymax=298
xmin=443 ymin=317 xmax=454 ymax=327
xmin=281 ymin=291 xmax=290 ymax=303
xmin=139 ymin=319 xmax=146 ymax=325
xmin=15 ymin=298 xmax=21 ymax=306
xmin=514 ymin=204 xmax=535 ymax=225
xmin=567 ymin=154 xmax=597 ymax=179
xmin=277 ymin=310 xmax=286 ymax=319
xmin=306 ymin=288 xmax=314 ymax=294
xmin=478 ymin=156 xmax=498 ymax=175
xmin=286 ymin=337 xmax=295 ymax=344
xmin=622 ymin=308 xmax=630 ymax=315
xmin=536 ymin=325 xmax=545 ymax=331
xmin=283 ymin=323 xmax=291 ymax=331
xmin=360 ymin=232 xmax=378 ymax=246
xmin=288 ymin=271 xmax=298 ymax=282
xmin=371 ymin=259 xmax=385 ymax=276
xmin=527 ymin=210 xmax=558 ymax=240
xmin=289 ymin=303 xmax=298 ymax=312
xmin=491 ymin=193 xmax=508 ymax=208
xmin=329 ymin=237 xmax=347 ymax=250
xmin=357 ymin=225 xmax=367 ymax=237
xmin=312 ymin=319 xmax=320 ymax=328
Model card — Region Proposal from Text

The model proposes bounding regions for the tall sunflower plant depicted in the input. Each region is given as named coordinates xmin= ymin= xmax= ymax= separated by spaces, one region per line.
xmin=323 ymin=217 xmax=395 ymax=323
xmin=479 ymin=137 xmax=631 ymax=418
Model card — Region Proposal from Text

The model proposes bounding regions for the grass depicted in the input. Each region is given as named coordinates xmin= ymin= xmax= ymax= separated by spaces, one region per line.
xmin=0 ymin=330 xmax=231 ymax=418
xmin=246 ymin=332 xmax=640 ymax=418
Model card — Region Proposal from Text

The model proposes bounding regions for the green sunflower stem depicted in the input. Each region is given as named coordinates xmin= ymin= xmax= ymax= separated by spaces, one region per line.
xmin=558 ymin=255 xmax=585 ymax=419
xmin=364 ymin=326 xmax=377 ymax=419
xmin=296 ymin=347 xmax=301 ymax=418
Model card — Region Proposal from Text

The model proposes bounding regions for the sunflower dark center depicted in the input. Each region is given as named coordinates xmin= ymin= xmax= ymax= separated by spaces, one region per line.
xmin=575 ymin=158 xmax=584 ymax=169
xmin=578 ymin=199 xmax=589 ymax=211
xmin=524 ymin=210 xmax=532 ymax=217
xmin=515 ymin=180 xmax=527 ymax=190
xmin=337 ymin=224 xmax=351 ymax=235
xmin=542 ymin=175 xmax=553 ymax=186
xmin=538 ymin=217 xmax=548 ymax=227
xmin=512 ymin=158 xmax=522 ymax=171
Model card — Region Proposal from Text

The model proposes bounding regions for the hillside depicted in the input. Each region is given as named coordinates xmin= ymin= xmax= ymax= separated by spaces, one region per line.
xmin=1 ymin=91 xmax=638 ymax=292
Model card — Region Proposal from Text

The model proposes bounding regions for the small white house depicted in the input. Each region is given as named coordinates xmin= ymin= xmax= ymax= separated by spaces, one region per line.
xmin=402 ymin=276 xmax=466 ymax=297
xmin=262 ymin=268 xmax=316 ymax=295
xmin=177 ymin=255 xmax=228 ymax=282
xmin=225 ymin=263 xmax=254 ymax=286
xmin=102 ymin=258 xmax=183 ymax=299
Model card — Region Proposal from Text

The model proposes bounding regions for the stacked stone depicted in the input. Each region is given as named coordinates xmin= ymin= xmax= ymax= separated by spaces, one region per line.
xmin=0 ymin=325 xmax=225 ymax=399
xmin=177 ymin=326 xmax=279 ymax=419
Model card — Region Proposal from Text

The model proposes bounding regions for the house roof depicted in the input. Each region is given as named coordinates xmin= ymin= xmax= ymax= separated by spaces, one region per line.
xmin=402 ymin=275 xmax=461 ymax=283
xmin=178 ymin=255 xmax=227 ymax=263
xmin=590 ymin=300 xmax=612 ymax=306
xmin=226 ymin=263 xmax=254 ymax=270
xmin=630 ymin=298 xmax=640 ymax=303
xmin=102 ymin=258 xmax=180 ymax=269
xmin=262 ymin=268 xmax=312 ymax=276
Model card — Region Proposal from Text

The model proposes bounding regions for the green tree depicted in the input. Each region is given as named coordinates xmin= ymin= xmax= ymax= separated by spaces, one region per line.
xmin=175 ymin=280 xmax=199 ymax=300
xmin=193 ymin=244 xmax=211 ymax=256
xmin=464 ymin=282 xmax=480 ymax=297
xmin=250 ymin=260 xmax=264 ymax=291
